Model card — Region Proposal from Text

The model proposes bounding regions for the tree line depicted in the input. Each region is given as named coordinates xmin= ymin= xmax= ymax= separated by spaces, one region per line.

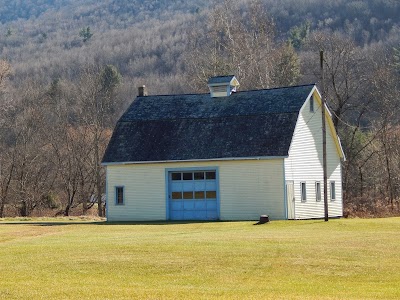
xmin=1 ymin=0 xmax=399 ymax=93
xmin=0 ymin=0 xmax=399 ymax=217
xmin=0 ymin=64 xmax=123 ymax=217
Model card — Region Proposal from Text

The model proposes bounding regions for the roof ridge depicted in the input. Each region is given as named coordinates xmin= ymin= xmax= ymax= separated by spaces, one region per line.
xmin=241 ymin=83 xmax=315 ymax=93
xmin=137 ymin=83 xmax=316 ymax=98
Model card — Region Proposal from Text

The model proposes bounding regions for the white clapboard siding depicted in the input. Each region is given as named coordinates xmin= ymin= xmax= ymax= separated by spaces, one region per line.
xmin=284 ymin=90 xmax=343 ymax=219
xmin=218 ymin=159 xmax=285 ymax=220
xmin=106 ymin=165 xmax=166 ymax=221
xmin=106 ymin=159 xmax=285 ymax=221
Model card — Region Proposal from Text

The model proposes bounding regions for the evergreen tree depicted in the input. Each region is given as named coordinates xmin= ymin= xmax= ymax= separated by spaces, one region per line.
xmin=79 ymin=27 xmax=93 ymax=42
xmin=273 ymin=42 xmax=300 ymax=86
xmin=289 ymin=21 xmax=311 ymax=50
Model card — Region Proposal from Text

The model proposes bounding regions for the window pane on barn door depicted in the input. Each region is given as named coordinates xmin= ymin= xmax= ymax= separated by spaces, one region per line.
xmin=206 ymin=171 xmax=216 ymax=180
xmin=172 ymin=192 xmax=182 ymax=200
xmin=183 ymin=191 xmax=193 ymax=199
xmin=195 ymin=191 xmax=205 ymax=199
xmin=206 ymin=191 xmax=217 ymax=199
xmin=172 ymin=173 xmax=182 ymax=180
xmin=194 ymin=172 xmax=205 ymax=180
xmin=183 ymin=173 xmax=193 ymax=180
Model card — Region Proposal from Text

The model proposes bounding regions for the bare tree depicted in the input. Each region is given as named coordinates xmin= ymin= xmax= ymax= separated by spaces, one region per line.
xmin=0 ymin=118 xmax=17 ymax=217
xmin=43 ymin=79 xmax=86 ymax=216
xmin=0 ymin=60 xmax=13 ymax=217
xmin=302 ymin=31 xmax=372 ymax=129
xmin=185 ymin=0 xmax=299 ymax=91
xmin=9 ymin=82 xmax=56 ymax=216
xmin=368 ymin=51 xmax=400 ymax=209
xmin=75 ymin=65 xmax=121 ymax=217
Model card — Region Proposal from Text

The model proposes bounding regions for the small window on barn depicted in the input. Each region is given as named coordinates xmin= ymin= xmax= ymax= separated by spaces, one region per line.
xmin=206 ymin=171 xmax=216 ymax=180
xmin=115 ymin=186 xmax=124 ymax=205
xmin=183 ymin=172 xmax=193 ymax=180
xmin=171 ymin=173 xmax=182 ymax=181
xmin=300 ymin=182 xmax=307 ymax=202
xmin=310 ymin=96 xmax=314 ymax=112
xmin=330 ymin=181 xmax=336 ymax=201
xmin=315 ymin=182 xmax=321 ymax=202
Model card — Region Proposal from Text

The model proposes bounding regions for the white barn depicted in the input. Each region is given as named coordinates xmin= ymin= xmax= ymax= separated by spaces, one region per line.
xmin=102 ymin=76 xmax=345 ymax=221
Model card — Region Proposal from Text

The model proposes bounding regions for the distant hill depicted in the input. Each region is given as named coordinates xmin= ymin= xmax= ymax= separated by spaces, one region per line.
xmin=2 ymin=0 xmax=398 ymax=38
xmin=0 ymin=0 xmax=399 ymax=95
xmin=0 ymin=0 xmax=206 ymax=26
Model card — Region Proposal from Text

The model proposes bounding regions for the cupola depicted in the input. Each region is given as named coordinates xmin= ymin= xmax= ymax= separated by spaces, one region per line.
xmin=207 ymin=75 xmax=240 ymax=98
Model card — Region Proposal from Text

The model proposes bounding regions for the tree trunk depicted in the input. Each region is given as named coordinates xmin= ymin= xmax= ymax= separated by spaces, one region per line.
xmin=382 ymin=131 xmax=394 ymax=210
xmin=358 ymin=166 xmax=364 ymax=197
xmin=20 ymin=200 xmax=28 ymax=217
xmin=0 ymin=199 xmax=4 ymax=218
xmin=64 ymin=203 xmax=71 ymax=216
xmin=82 ymin=190 xmax=88 ymax=215
xmin=385 ymin=153 xmax=394 ymax=210
xmin=96 ymin=171 xmax=103 ymax=217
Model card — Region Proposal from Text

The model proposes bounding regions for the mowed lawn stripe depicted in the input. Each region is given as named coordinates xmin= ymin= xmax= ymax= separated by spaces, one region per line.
xmin=0 ymin=218 xmax=400 ymax=299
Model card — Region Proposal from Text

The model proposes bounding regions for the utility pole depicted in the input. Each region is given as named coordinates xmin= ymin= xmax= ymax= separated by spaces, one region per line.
xmin=320 ymin=50 xmax=329 ymax=222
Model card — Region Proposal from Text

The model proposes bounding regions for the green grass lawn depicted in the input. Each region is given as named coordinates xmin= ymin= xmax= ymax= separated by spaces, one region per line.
xmin=1 ymin=217 xmax=400 ymax=300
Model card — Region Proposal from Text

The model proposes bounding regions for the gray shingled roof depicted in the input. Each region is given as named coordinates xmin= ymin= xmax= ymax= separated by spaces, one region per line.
xmin=102 ymin=84 xmax=315 ymax=163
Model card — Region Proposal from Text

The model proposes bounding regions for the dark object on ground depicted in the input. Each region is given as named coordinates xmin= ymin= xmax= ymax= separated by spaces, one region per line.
xmin=254 ymin=215 xmax=269 ymax=225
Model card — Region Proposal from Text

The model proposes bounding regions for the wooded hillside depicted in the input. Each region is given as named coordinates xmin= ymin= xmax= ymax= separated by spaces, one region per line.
xmin=0 ymin=0 xmax=399 ymax=217
xmin=1 ymin=0 xmax=399 ymax=94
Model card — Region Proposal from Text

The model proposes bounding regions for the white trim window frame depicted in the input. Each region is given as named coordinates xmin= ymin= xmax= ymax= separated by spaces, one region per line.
xmin=315 ymin=181 xmax=321 ymax=202
xmin=115 ymin=186 xmax=125 ymax=205
xmin=330 ymin=181 xmax=336 ymax=201
xmin=300 ymin=182 xmax=307 ymax=202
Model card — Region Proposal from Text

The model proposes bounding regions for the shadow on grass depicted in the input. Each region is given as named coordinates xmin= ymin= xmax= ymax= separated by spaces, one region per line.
xmin=0 ymin=220 xmax=239 ymax=226
xmin=0 ymin=221 xmax=105 ymax=226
